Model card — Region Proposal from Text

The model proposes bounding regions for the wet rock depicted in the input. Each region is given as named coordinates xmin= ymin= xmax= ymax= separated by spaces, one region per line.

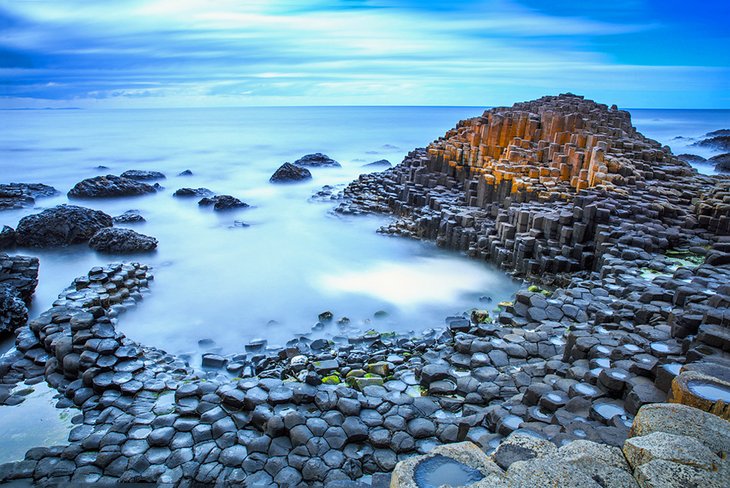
xmin=293 ymin=153 xmax=341 ymax=168
xmin=173 ymin=188 xmax=213 ymax=198
xmin=178 ymin=169 xmax=193 ymax=176
xmin=0 ymin=182 xmax=58 ymax=210
xmin=0 ymin=286 xmax=28 ymax=336
xmin=198 ymin=195 xmax=249 ymax=211
xmin=68 ymin=175 xmax=157 ymax=198
xmin=676 ymin=154 xmax=706 ymax=165
xmin=120 ymin=170 xmax=166 ymax=181
xmin=16 ymin=205 xmax=112 ymax=247
xmin=270 ymin=163 xmax=312 ymax=183
xmin=89 ymin=228 xmax=157 ymax=253
xmin=0 ymin=226 xmax=16 ymax=249
xmin=112 ymin=210 xmax=145 ymax=223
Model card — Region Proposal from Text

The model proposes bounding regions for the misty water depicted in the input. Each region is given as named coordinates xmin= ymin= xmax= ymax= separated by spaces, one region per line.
xmin=1 ymin=107 xmax=728 ymax=362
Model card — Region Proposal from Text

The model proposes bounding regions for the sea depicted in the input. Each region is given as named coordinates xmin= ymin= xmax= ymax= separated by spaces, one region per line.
xmin=1 ymin=106 xmax=728 ymax=363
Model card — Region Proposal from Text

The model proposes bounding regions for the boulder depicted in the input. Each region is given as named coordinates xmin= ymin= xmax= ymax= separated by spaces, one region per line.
xmin=198 ymin=195 xmax=249 ymax=211
xmin=630 ymin=403 xmax=730 ymax=456
xmin=88 ymin=228 xmax=158 ymax=253
xmin=120 ymin=170 xmax=166 ymax=180
xmin=293 ymin=153 xmax=341 ymax=168
xmin=16 ymin=205 xmax=113 ymax=247
xmin=0 ymin=183 xmax=58 ymax=210
xmin=270 ymin=163 xmax=312 ymax=183
xmin=67 ymin=175 xmax=156 ymax=198
xmin=0 ymin=286 xmax=28 ymax=336
xmin=113 ymin=210 xmax=145 ymax=223
xmin=178 ymin=169 xmax=193 ymax=176
xmin=0 ymin=225 xmax=16 ymax=249
xmin=174 ymin=187 xmax=213 ymax=198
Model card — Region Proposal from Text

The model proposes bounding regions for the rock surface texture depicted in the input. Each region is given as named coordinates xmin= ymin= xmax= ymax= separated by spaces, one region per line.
xmin=270 ymin=162 xmax=313 ymax=182
xmin=294 ymin=153 xmax=341 ymax=168
xmin=0 ymin=183 xmax=58 ymax=210
xmin=67 ymin=175 xmax=157 ymax=198
xmin=88 ymin=228 xmax=158 ymax=253
xmin=16 ymin=205 xmax=113 ymax=247
xmin=1 ymin=94 xmax=730 ymax=486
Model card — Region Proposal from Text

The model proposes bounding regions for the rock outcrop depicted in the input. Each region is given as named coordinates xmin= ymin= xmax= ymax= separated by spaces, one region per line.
xmin=88 ymin=228 xmax=158 ymax=253
xmin=198 ymin=195 xmax=249 ymax=211
xmin=112 ymin=210 xmax=145 ymax=223
xmin=173 ymin=187 xmax=213 ymax=198
xmin=67 ymin=175 xmax=157 ymax=198
xmin=16 ymin=205 xmax=113 ymax=247
xmin=270 ymin=163 xmax=312 ymax=183
xmin=120 ymin=169 xmax=166 ymax=180
xmin=0 ymin=226 xmax=17 ymax=249
xmin=294 ymin=153 xmax=341 ymax=168
xmin=0 ymin=183 xmax=58 ymax=210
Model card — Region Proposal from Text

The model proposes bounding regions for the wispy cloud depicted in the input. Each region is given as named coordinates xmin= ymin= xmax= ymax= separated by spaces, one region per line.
xmin=0 ymin=0 xmax=727 ymax=107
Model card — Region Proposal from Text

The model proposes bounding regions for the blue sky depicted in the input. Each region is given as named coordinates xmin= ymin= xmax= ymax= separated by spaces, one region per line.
xmin=1 ymin=0 xmax=728 ymax=108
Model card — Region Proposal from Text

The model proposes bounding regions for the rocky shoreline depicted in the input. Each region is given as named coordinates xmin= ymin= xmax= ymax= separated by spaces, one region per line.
xmin=0 ymin=94 xmax=729 ymax=486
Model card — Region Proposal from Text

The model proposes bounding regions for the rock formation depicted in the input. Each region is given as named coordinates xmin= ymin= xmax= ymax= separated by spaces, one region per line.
xmin=270 ymin=163 xmax=312 ymax=183
xmin=0 ymin=183 xmax=58 ymax=210
xmin=198 ymin=195 xmax=249 ymax=211
xmin=16 ymin=205 xmax=113 ymax=247
xmin=67 ymin=175 xmax=157 ymax=198
xmin=88 ymin=228 xmax=158 ymax=253
xmin=120 ymin=169 xmax=166 ymax=180
xmin=294 ymin=153 xmax=341 ymax=168
xmin=173 ymin=187 xmax=213 ymax=198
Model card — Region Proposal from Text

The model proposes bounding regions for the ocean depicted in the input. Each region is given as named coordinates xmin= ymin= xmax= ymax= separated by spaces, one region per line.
xmin=1 ymin=106 xmax=728 ymax=363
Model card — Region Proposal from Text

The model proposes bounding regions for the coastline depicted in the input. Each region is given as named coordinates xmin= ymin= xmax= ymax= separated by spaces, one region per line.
xmin=0 ymin=94 xmax=729 ymax=486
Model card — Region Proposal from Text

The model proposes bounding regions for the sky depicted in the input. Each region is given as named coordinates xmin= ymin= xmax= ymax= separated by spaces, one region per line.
xmin=0 ymin=0 xmax=728 ymax=108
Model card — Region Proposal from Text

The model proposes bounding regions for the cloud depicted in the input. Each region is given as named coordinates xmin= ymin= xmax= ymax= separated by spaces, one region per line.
xmin=0 ymin=0 xmax=727 ymax=107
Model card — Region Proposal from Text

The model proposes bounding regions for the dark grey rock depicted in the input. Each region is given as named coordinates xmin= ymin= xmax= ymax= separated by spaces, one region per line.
xmin=16 ymin=205 xmax=113 ymax=247
xmin=89 ymin=228 xmax=157 ymax=253
xmin=198 ymin=195 xmax=249 ymax=211
xmin=294 ymin=153 xmax=341 ymax=168
xmin=121 ymin=170 xmax=166 ymax=180
xmin=270 ymin=163 xmax=312 ymax=183
xmin=68 ymin=175 xmax=156 ymax=198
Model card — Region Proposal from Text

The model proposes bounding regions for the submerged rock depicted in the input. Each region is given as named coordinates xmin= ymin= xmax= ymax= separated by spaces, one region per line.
xmin=174 ymin=187 xmax=213 ymax=198
xmin=710 ymin=153 xmax=730 ymax=172
xmin=693 ymin=134 xmax=730 ymax=151
xmin=676 ymin=154 xmax=706 ymax=165
xmin=112 ymin=210 xmax=145 ymax=223
xmin=88 ymin=228 xmax=158 ymax=253
xmin=120 ymin=169 xmax=166 ymax=180
xmin=293 ymin=153 xmax=341 ymax=168
xmin=16 ymin=204 xmax=113 ymax=247
xmin=364 ymin=159 xmax=392 ymax=168
xmin=68 ymin=175 xmax=157 ymax=198
xmin=270 ymin=163 xmax=312 ymax=183
xmin=0 ymin=183 xmax=59 ymax=210
xmin=198 ymin=195 xmax=249 ymax=211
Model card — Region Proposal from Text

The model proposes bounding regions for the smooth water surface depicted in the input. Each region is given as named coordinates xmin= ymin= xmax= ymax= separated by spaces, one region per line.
xmin=0 ymin=380 xmax=74 ymax=464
